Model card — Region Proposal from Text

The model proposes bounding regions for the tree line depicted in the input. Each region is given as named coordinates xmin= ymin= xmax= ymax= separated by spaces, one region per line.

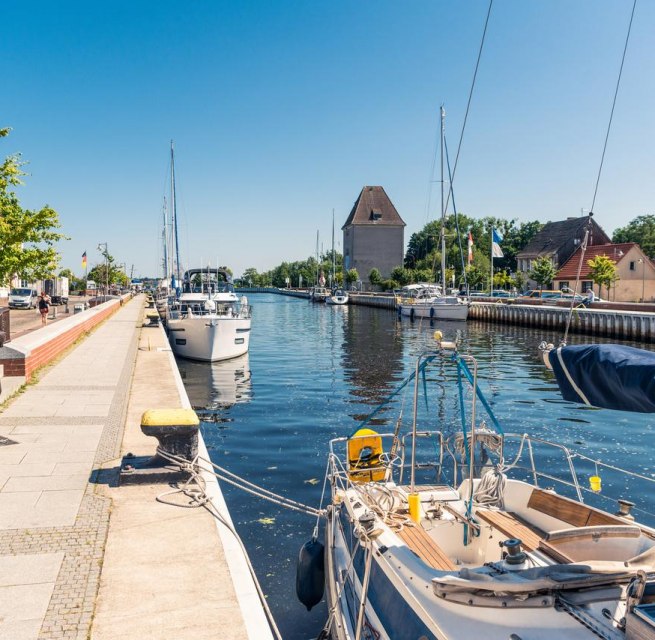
xmin=2 ymin=127 xmax=653 ymax=294
xmin=240 ymin=212 xmax=655 ymax=294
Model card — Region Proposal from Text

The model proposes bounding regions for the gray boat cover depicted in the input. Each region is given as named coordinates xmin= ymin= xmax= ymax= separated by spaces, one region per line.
xmin=432 ymin=563 xmax=636 ymax=596
xmin=548 ymin=344 xmax=655 ymax=413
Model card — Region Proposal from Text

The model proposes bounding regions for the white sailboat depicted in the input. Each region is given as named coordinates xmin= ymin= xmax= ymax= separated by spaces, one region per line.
xmin=326 ymin=210 xmax=349 ymax=305
xmin=316 ymin=335 xmax=655 ymax=640
xmin=397 ymin=107 xmax=469 ymax=322
xmin=163 ymin=143 xmax=252 ymax=362
xmin=167 ymin=267 xmax=252 ymax=362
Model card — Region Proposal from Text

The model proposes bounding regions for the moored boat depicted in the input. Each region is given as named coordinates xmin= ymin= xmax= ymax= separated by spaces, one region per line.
xmin=310 ymin=286 xmax=330 ymax=302
xmin=316 ymin=334 xmax=655 ymax=639
xmin=397 ymin=285 xmax=469 ymax=321
xmin=326 ymin=289 xmax=349 ymax=305
xmin=167 ymin=268 xmax=252 ymax=362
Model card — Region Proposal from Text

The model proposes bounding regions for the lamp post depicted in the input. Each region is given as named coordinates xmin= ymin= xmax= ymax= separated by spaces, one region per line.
xmin=97 ymin=243 xmax=108 ymax=297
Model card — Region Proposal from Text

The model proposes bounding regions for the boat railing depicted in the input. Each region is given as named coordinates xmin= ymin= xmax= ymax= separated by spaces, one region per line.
xmin=329 ymin=430 xmax=655 ymax=524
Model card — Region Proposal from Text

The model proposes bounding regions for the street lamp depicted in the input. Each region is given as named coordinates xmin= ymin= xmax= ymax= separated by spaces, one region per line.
xmin=97 ymin=243 xmax=108 ymax=297
xmin=638 ymin=258 xmax=646 ymax=302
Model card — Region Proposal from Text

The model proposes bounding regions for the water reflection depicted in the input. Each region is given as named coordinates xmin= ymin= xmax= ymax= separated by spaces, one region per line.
xmin=180 ymin=295 xmax=655 ymax=640
xmin=340 ymin=305 xmax=404 ymax=423
xmin=177 ymin=353 xmax=252 ymax=412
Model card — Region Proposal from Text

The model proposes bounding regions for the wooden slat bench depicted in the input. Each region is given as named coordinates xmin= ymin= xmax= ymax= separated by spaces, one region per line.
xmin=475 ymin=509 xmax=545 ymax=551
xmin=397 ymin=525 xmax=456 ymax=571
xmin=528 ymin=489 xmax=625 ymax=527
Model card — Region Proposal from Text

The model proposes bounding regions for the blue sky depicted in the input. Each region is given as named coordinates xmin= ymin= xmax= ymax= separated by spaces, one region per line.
xmin=3 ymin=0 xmax=654 ymax=278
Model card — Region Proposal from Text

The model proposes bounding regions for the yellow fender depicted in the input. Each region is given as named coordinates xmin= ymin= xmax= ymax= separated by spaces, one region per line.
xmin=347 ymin=428 xmax=385 ymax=482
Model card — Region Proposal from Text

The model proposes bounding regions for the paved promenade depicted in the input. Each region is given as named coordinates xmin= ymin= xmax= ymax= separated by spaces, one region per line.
xmin=0 ymin=297 xmax=258 ymax=639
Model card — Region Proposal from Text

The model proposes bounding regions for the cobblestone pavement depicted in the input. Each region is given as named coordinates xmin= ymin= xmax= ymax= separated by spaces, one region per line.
xmin=0 ymin=299 xmax=141 ymax=640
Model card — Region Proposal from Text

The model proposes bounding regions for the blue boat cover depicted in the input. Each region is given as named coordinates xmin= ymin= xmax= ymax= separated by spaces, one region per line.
xmin=548 ymin=344 xmax=655 ymax=413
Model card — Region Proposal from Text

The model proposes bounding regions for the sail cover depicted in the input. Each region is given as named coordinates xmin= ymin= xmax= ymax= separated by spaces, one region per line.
xmin=548 ymin=344 xmax=655 ymax=413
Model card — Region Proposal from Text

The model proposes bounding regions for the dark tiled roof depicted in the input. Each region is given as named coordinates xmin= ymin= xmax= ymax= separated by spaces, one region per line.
xmin=517 ymin=218 xmax=610 ymax=258
xmin=555 ymin=243 xmax=637 ymax=279
xmin=342 ymin=186 xmax=406 ymax=229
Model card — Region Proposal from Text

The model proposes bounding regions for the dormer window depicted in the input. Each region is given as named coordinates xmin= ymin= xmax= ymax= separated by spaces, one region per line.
xmin=370 ymin=209 xmax=382 ymax=221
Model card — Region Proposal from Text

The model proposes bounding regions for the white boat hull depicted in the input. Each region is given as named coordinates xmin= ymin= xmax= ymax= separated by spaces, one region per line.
xmin=399 ymin=301 xmax=469 ymax=321
xmin=326 ymin=295 xmax=349 ymax=305
xmin=167 ymin=315 xmax=251 ymax=362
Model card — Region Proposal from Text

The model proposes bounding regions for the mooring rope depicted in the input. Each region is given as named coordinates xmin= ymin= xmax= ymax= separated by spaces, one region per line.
xmin=153 ymin=448 xmax=284 ymax=640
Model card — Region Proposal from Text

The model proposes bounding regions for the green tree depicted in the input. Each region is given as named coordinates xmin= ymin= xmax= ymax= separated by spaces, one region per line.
xmin=345 ymin=268 xmax=359 ymax=285
xmin=529 ymin=256 xmax=557 ymax=290
xmin=613 ymin=215 xmax=655 ymax=258
xmin=390 ymin=265 xmax=412 ymax=286
xmin=0 ymin=128 xmax=68 ymax=285
xmin=587 ymin=255 xmax=619 ymax=299
xmin=512 ymin=271 xmax=526 ymax=292
xmin=87 ymin=247 xmax=125 ymax=292
xmin=242 ymin=267 xmax=261 ymax=287
xmin=368 ymin=268 xmax=382 ymax=286
xmin=414 ymin=268 xmax=433 ymax=283
xmin=381 ymin=278 xmax=399 ymax=291
xmin=57 ymin=268 xmax=85 ymax=292
xmin=493 ymin=270 xmax=512 ymax=289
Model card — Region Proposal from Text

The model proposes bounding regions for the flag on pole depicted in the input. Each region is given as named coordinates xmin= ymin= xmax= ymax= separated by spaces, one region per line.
xmin=492 ymin=229 xmax=504 ymax=258
xmin=467 ymin=230 xmax=474 ymax=265
xmin=82 ymin=251 xmax=87 ymax=268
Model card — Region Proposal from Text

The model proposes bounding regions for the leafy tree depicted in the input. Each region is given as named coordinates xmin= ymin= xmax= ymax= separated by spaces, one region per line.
xmin=381 ymin=278 xmax=399 ymax=291
xmin=529 ymin=256 xmax=557 ymax=290
xmin=493 ymin=270 xmax=513 ymax=289
xmin=242 ymin=267 xmax=261 ymax=286
xmin=345 ymin=268 xmax=359 ymax=285
xmin=0 ymin=128 xmax=68 ymax=285
xmin=57 ymin=268 xmax=85 ymax=291
xmin=390 ymin=266 xmax=412 ymax=286
xmin=404 ymin=215 xmax=543 ymax=289
xmin=368 ymin=268 xmax=382 ymax=286
xmin=87 ymin=247 xmax=125 ymax=291
xmin=466 ymin=265 xmax=487 ymax=289
xmin=512 ymin=271 xmax=526 ymax=292
xmin=414 ymin=268 xmax=433 ymax=283
xmin=587 ymin=255 xmax=619 ymax=299
xmin=613 ymin=215 xmax=655 ymax=258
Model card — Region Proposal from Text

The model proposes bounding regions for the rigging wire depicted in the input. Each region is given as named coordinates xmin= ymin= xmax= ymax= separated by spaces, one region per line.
xmin=444 ymin=0 xmax=494 ymax=214
xmin=445 ymin=137 xmax=468 ymax=290
xmin=589 ymin=0 xmax=638 ymax=214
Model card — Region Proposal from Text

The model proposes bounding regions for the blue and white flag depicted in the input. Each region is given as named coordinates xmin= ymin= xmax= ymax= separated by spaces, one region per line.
xmin=492 ymin=229 xmax=504 ymax=258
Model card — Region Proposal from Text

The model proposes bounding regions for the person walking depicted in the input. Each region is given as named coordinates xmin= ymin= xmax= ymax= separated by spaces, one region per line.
xmin=38 ymin=292 xmax=50 ymax=325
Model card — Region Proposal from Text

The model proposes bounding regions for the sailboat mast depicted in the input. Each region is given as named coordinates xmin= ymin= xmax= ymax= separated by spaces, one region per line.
xmin=440 ymin=105 xmax=447 ymax=293
xmin=162 ymin=198 xmax=168 ymax=281
xmin=315 ymin=230 xmax=319 ymax=285
xmin=171 ymin=140 xmax=181 ymax=285
xmin=331 ymin=209 xmax=335 ymax=288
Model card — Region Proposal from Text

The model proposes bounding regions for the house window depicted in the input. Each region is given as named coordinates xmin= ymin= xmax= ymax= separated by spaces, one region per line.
xmin=559 ymin=282 xmax=569 ymax=291
xmin=629 ymin=261 xmax=636 ymax=271
xmin=369 ymin=209 xmax=382 ymax=221
xmin=582 ymin=281 xmax=593 ymax=292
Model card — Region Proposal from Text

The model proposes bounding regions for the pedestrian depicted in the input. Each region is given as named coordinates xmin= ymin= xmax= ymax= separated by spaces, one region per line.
xmin=38 ymin=292 xmax=50 ymax=325
xmin=586 ymin=288 xmax=596 ymax=306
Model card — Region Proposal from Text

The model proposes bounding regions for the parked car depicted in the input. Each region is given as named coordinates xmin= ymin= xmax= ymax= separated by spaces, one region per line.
xmin=8 ymin=288 xmax=38 ymax=309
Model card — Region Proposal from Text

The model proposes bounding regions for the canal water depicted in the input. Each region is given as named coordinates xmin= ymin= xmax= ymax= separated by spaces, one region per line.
xmin=176 ymin=293 xmax=655 ymax=640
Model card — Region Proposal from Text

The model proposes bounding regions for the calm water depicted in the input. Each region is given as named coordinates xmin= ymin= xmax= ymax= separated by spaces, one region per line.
xmin=176 ymin=293 xmax=655 ymax=640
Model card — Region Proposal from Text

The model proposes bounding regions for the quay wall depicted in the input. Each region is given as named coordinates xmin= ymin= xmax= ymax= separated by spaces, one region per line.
xmin=239 ymin=288 xmax=655 ymax=342
xmin=161 ymin=323 xmax=274 ymax=638
xmin=469 ymin=302 xmax=655 ymax=342
xmin=0 ymin=295 xmax=130 ymax=379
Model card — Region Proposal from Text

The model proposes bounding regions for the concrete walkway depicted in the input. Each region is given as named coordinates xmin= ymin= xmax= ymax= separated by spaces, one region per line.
xmin=0 ymin=297 xmax=257 ymax=640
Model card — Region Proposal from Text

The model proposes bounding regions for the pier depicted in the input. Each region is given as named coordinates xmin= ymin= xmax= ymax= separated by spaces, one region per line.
xmin=0 ymin=296 xmax=272 ymax=640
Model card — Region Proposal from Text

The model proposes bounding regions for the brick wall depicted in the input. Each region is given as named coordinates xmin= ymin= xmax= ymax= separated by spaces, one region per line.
xmin=0 ymin=298 xmax=128 ymax=380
